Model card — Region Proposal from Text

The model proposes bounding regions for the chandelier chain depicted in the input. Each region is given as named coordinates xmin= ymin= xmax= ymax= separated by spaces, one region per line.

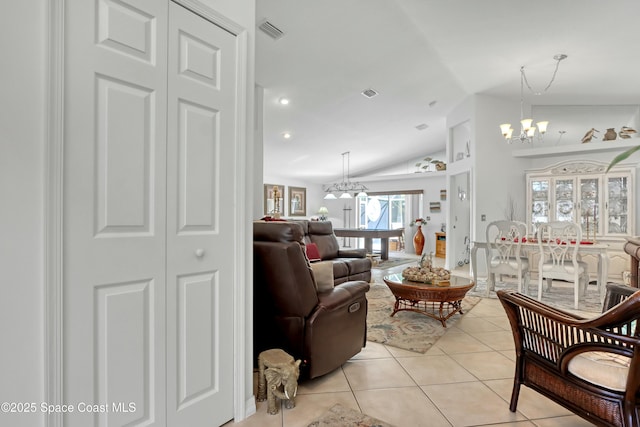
xmin=521 ymin=54 xmax=566 ymax=95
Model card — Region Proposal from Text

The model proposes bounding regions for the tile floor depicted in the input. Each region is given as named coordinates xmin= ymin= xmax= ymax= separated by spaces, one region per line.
xmin=228 ymin=254 xmax=596 ymax=427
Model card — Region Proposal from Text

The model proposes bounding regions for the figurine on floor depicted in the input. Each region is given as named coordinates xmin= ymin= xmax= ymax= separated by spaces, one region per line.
xmin=257 ymin=349 xmax=301 ymax=415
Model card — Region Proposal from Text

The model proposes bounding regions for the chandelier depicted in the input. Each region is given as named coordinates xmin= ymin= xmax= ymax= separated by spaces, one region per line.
xmin=324 ymin=151 xmax=368 ymax=199
xmin=500 ymin=54 xmax=567 ymax=144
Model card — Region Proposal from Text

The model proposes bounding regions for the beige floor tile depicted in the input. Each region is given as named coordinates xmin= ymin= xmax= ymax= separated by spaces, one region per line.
xmin=434 ymin=330 xmax=494 ymax=354
xmin=355 ymin=387 xmax=452 ymax=427
xmin=342 ymin=358 xmax=415 ymax=390
xmin=532 ymin=415 xmax=595 ymax=426
xmin=473 ymin=329 xmax=516 ymax=351
xmin=484 ymin=315 xmax=513 ymax=331
xmin=398 ymin=354 xmax=476 ymax=385
xmin=454 ymin=316 xmax=506 ymax=334
xmin=297 ymin=367 xmax=351 ymax=394
xmin=422 ymin=381 xmax=526 ymax=426
xmin=500 ymin=349 xmax=517 ymax=362
xmin=385 ymin=343 xmax=443 ymax=358
xmin=450 ymin=351 xmax=515 ymax=381
xmin=350 ymin=341 xmax=393 ymax=359
xmin=227 ymin=399 xmax=283 ymax=426
xmin=484 ymin=379 xmax=573 ymax=420
xmin=281 ymin=391 xmax=359 ymax=427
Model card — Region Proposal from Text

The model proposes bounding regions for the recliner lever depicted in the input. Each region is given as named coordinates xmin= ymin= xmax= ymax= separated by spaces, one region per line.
xmin=348 ymin=302 xmax=360 ymax=313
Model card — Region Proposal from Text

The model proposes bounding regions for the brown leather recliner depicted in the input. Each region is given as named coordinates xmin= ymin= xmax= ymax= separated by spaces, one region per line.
xmin=253 ymin=221 xmax=370 ymax=379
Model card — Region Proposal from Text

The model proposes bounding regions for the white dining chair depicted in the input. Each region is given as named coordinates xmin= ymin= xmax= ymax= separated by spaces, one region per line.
xmin=485 ymin=220 xmax=530 ymax=296
xmin=536 ymin=221 xmax=589 ymax=309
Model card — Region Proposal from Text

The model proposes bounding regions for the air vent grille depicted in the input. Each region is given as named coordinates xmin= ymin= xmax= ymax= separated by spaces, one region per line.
xmin=361 ymin=88 xmax=378 ymax=98
xmin=258 ymin=19 xmax=284 ymax=40
xmin=415 ymin=123 xmax=429 ymax=131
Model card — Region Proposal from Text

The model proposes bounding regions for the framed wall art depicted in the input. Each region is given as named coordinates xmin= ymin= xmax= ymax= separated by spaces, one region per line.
xmin=264 ymin=183 xmax=284 ymax=217
xmin=288 ymin=186 xmax=307 ymax=216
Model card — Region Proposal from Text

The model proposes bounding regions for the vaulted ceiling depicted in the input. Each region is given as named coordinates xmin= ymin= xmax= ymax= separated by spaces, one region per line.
xmin=256 ymin=0 xmax=640 ymax=183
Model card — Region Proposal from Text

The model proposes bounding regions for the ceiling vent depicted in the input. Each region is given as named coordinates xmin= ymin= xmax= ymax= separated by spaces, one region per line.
xmin=415 ymin=123 xmax=429 ymax=131
xmin=361 ymin=88 xmax=378 ymax=98
xmin=258 ymin=19 xmax=285 ymax=40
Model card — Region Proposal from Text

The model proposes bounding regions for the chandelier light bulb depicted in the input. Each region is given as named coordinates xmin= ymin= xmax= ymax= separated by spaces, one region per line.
xmin=500 ymin=123 xmax=512 ymax=136
xmin=520 ymin=119 xmax=533 ymax=130
xmin=537 ymin=121 xmax=549 ymax=134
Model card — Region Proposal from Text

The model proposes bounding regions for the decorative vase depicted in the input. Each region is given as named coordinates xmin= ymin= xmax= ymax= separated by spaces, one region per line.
xmin=413 ymin=225 xmax=425 ymax=255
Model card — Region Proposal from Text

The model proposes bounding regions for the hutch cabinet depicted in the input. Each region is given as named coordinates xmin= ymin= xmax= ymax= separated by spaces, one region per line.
xmin=525 ymin=160 xmax=635 ymax=280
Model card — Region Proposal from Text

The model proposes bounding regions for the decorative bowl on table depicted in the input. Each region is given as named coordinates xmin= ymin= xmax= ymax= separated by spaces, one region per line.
xmin=402 ymin=266 xmax=451 ymax=285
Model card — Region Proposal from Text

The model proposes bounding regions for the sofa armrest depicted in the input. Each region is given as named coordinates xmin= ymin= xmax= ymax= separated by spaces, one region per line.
xmin=337 ymin=248 xmax=367 ymax=258
xmin=316 ymin=281 xmax=370 ymax=311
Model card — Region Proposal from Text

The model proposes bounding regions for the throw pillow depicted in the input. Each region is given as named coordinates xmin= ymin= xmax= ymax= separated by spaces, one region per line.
xmin=311 ymin=261 xmax=334 ymax=292
xmin=305 ymin=243 xmax=322 ymax=262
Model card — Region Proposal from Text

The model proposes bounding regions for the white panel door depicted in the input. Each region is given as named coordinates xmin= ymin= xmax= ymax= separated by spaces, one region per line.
xmin=63 ymin=1 xmax=236 ymax=426
xmin=64 ymin=0 xmax=168 ymax=426
xmin=165 ymin=3 xmax=236 ymax=425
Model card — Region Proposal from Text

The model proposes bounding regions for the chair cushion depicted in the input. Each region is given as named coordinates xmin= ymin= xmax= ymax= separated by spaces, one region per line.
xmin=567 ymin=351 xmax=630 ymax=391
xmin=541 ymin=260 xmax=587 ymax=274
xmin=311 ymin=261 xmax=334 ymax=292
xmin=490 ymin=256 xmax=529 ymax=269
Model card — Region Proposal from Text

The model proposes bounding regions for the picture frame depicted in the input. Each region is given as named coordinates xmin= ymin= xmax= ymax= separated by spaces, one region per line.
xmin=263 ymin=183 xmax=285 ymax=217
xmin=288 ymin=186 xmax=307 ymax=216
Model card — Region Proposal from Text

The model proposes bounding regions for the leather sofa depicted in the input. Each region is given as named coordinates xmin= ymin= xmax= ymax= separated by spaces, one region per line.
xmin=291 ymin=220 xmax=372 ymax=284
xmin=253 ymin=221 xmax=370 ymax=379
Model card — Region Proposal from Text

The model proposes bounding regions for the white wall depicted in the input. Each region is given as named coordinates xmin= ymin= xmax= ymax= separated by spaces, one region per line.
xmin=0 ymin=1 xmax=255 ymax=426
xmin=0 ymin=2 xmax=47 ymax=426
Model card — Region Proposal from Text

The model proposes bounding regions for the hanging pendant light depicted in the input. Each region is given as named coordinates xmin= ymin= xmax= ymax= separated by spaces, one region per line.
xmin=323 ymin=151 xmax=368 ymax=199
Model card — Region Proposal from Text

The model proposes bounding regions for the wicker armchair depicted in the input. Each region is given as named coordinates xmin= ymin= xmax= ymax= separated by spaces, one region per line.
xmin=497 ymin=284 xmax=640 ymax=427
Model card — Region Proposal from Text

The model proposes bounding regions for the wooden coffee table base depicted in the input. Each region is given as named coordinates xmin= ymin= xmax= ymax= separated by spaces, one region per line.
xmin=383 ymin=276 xmax=475 ymax=328
xmin=391 ymin=297 xmax=464 ymax=327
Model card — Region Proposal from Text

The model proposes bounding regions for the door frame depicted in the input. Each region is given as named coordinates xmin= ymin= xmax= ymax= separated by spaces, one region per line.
xmin=45 ymin=1 xmax=252 ymax=425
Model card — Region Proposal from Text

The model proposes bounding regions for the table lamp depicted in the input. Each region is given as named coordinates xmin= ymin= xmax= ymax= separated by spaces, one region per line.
xmin=318 ymin=207 xmax=329 ymax=221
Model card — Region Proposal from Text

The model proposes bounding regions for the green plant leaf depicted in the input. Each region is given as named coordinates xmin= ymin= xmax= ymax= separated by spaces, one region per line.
xmin=606 ymin=145 xmax=640 ymax=172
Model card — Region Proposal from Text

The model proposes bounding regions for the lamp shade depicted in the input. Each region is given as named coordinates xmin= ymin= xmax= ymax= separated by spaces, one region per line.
xmin=317 ymin=207 xmax=329 ymax=215
xmin=324 ymin=193 xmax=337 ymax=200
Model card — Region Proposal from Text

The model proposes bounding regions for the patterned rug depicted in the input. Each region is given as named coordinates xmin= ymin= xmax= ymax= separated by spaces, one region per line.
xmin=307 ymin=403 xmax=395 ymax=427
xmin=468 ymin=279 xmax=604 ymax=315
xmin=366 ymin=282 xmax=480 ymax=353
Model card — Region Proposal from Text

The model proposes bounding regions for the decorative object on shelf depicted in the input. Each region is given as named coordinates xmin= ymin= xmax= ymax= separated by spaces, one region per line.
xmin=264 ymin=183 xmax=285 ymax=217
xmin=411 ymin=218 xmax=426 ymax=255
xmin=323 ymin=151 xmax=368 ymax=199
xmin=430 ymin=202 xmax=441 ymax=212
xmin=619 ymin=126 xmax=637 ymax=139
xmin=500 ymin=54 xmax=567 ymax=144
xmin=317 ymin=206 xmax=329 ymax=221
xmin=440 ymin=189 xmax=446 ymax=200
xmin=465 ymin=140 xmax=471 ymax=157
xmin=288 ymin=186 xmax=306 ymax=216
xmin=581 ymin=128 xmax=599 ymax=143
xmin=603 ymin=128 xmax=617 ymax=141
xmin=414 ymin=157 xmax=446 ymax=172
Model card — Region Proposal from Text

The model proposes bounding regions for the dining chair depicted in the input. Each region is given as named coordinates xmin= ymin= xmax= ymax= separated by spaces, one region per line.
xmin=536 ymin=221 xmax=589 ymax=309
xmin=485 ymin=220 xmax=530 ymax=296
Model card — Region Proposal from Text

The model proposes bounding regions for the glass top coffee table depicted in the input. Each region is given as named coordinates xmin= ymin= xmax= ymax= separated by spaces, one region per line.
xmin=383 ymin=273 xmax=475 ymax=327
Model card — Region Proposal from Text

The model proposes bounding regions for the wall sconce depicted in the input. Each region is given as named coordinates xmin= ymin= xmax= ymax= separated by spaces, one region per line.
xmin=318 ymin=207 xmax=329 ymax=221
xmin=458 ymin=186 xmax=467 ymax=201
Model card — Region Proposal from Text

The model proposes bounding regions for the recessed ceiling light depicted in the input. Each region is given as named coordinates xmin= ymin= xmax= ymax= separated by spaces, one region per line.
xmin=279 ymin=97 xmax=290 ymax=105
xmin=415 ymin=123 xmax=429 ymax=131
xmin=282 ymin=132 xmax=292 ymax=139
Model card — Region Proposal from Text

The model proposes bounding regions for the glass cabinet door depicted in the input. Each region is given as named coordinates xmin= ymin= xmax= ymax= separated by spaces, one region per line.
xmin=606 ymin=175 xmax=629 ymax=235
xmin=530 ymin=178 xmax=550 ymax=234
xmin=554 ymin=178 xmax=575 ymax=223
xmin=579 ymin=177 xmax=599 ymax=240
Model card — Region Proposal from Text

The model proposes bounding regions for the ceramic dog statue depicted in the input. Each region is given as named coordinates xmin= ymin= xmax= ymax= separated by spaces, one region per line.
xmin=257 ymin=349 xmax=301 ymax=415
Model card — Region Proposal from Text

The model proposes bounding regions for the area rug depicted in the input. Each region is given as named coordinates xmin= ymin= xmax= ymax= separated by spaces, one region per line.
xmin=372 ymin=257 xmax=415 ymax=270
xmin=366 ymin=282 xmax=480 ymax=353
xmin=307 ymin=403 xmax=395 ymax=427
xmin=468 ymin=279 xmax=604 ymax=314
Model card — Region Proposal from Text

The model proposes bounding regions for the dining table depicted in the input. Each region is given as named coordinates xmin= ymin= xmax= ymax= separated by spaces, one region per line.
xmin=471 ymin=239 xmax=609 ymax=299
